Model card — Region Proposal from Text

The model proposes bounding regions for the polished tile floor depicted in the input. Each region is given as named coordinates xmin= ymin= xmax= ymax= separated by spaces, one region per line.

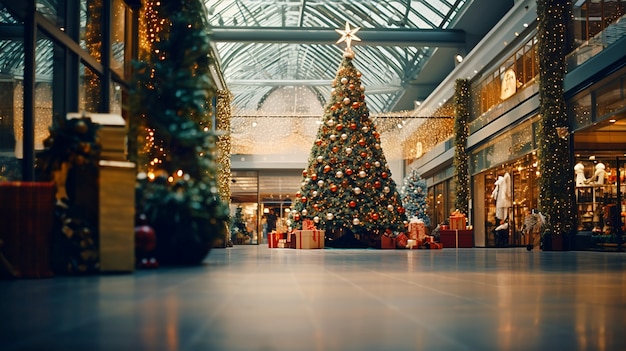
xmin=2 ymin=246 xmax=626 ymax=351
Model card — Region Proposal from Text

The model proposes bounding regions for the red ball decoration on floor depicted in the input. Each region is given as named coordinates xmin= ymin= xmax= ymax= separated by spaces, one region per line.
xmin=135 ymin=225 xmax=157 ymax=252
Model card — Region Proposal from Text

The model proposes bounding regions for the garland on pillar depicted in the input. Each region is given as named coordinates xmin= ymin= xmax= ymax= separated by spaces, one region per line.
xmin=216 ymin=89 xmax=232 ymax=205
xmin=536 ymin=0 xmax=575 ymax=238
xmin=453 ymin=79 xmax=470 ymax=215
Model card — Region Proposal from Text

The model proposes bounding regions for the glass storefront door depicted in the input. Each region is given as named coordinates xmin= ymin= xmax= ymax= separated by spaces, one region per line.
xmin=230 ymin=169 xmax=302 ymax=245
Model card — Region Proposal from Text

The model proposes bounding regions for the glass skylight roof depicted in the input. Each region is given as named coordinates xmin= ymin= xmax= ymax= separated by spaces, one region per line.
xmin=204 ymin=0 xmax=468 ymax=113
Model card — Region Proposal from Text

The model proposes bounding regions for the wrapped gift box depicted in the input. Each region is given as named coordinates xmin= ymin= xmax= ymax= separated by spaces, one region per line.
xmin=450 ymin=214 xmax=467 ymax=230
xmin=295 ymin=230 xmax=324 ymax=249
xmin=380 ymin=235 xmax=396 ymax=249
xmin=286 ymin=233 xmax=296 ymax=249
xmin=268 ymin=231 xmax=285 ymax=248
xmin=440 ymin=229 xmax=473 ymax=248
xmin=302 ymin=219 xmax=316 ymax=230
xmin=395 ymin=233 xmax=409 ymax=248
xmin=408 ymin=221 xmax=426 ymax=240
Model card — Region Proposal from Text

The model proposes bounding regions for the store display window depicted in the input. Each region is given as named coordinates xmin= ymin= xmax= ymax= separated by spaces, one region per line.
xmin=574 ymin=157 xmax=625 ymax=250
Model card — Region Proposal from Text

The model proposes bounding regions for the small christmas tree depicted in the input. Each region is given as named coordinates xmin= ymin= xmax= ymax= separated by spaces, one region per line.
xmin=230 ymin=207 xmax=250 ymax=244
xmin=290 ymin=23 xmax=407 ymax=247
xmin=400 ymin=169 xmax=431 ymax=227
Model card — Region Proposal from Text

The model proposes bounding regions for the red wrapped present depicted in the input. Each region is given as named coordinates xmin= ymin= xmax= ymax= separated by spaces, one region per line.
xmin=381 ymin=235 xmax=396 ymax=249
xmin=395 ymin=233 xmax=409 ymax=248
xmin=287 ymin=233 xmax=296 ymax=249
xmin=268 ymin=231 xmax=285 ymax=248
xmin=429 ymin=242 xmax=443 ymax=249
xmin=295 ymin=230 xmax=324 ymax=249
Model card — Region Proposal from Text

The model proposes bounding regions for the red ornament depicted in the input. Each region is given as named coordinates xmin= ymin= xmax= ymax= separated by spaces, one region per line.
xmin=336 ymin=124 xmax=343 ymax=131
xmin=315 ymin=139 xmax=322 ymax=146
xmin=373 ymin=131 xmax=380 ymax=139
xmin=374 ymin=181 xmax=381 ymax=189
xmin=296 ymin=191 xmax=301 ymax=197
xmin=135 ymin=225 xmax=156 ymax=253
xmin=345 ymin=168 xmax=353 ymax=176
xmin=358 ymin=139 xmax=365 ymax=146
xmin=349 ymin=200 xmax=357 ymax=208
xmin=302 ymin=170 xmax=307 ymax=177
xmin=397 ymin=207 xmax=405 ymax=214
xmin=371 ymin=213 xmax=379 ymax=220
xmin=351 ymin=101 xmax=360 ymax=109
xmin=360 ymin=151 xmax=367 ymax=158
xmin=381 ymin=172 xmax=388 ymax=179
xmin=365 ymin=162 xmax=370 ymax=169
xmin=294 ymin=213 xmax=301 ymax=221
xmin=349 ymin=84 xmax=355 ymax=90
xmin=311 ymin=173 xmax=318 ymax=181
xmin=350 ymin=123 xmax=357 ymax=130
xmin=332 ymin=146 xmax=339 ymax=153
xmin=330 ymin=184 xmax=338 ymax=192
xmin=301 ymin=196 xmax=307 ymax=203
xmin=330 ymin=105 xmax=336 ymax=111
xmin=323 ymin=165 xmax=331 ymax=173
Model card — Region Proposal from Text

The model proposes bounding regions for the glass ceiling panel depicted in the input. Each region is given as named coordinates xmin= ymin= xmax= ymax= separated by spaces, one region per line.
xmin=205 ymin=0 xmax=468 ymax=113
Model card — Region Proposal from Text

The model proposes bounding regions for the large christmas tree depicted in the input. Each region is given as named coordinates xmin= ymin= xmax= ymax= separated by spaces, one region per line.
xmin=290 ymin=23 xmax=407 ymax=247
xmin=400 ymin=169 xmax=431 ymax=227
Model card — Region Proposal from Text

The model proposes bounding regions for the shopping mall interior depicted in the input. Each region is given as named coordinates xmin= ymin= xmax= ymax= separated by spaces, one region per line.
xmin=1 ymin=0 xmax=626 ymax=350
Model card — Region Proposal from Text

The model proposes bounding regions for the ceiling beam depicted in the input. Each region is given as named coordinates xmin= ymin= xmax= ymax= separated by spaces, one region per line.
xmin=210 ymin=27 xmax=466 ymax=48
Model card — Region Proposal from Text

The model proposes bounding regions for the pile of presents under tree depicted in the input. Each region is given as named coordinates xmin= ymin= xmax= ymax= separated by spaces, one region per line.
xmin=267 ymin=218 xmax=443 ymax=250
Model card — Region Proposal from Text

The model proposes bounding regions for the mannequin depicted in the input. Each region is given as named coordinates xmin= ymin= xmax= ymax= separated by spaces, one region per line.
xmin=574 ymin=162 xmax=586 ymax=187
xmin=589 ymin=163 xmax=606 ymax=185
xmin=491 ymin=172 xmax=511 ymax=221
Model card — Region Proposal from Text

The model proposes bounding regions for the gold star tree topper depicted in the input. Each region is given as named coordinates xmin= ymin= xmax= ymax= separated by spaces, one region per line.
xmin=335 ymin=21 xmax=361 ymax=57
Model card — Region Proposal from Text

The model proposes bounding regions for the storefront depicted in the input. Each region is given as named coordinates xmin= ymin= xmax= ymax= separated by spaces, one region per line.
xmin=570 ymin=66 xmax=626 ymax=251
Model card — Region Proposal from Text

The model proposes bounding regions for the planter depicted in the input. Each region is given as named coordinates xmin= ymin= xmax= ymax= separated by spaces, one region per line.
xmin=0 ymin=181 xmax=55 ymax=278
